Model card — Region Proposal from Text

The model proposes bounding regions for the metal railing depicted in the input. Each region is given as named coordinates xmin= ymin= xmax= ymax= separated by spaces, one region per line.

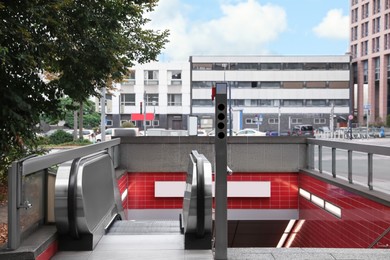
xmin=306 ymin=138 xmax=390 ymax=194
xmin=7 ymin=139 xmax=121 ymax=250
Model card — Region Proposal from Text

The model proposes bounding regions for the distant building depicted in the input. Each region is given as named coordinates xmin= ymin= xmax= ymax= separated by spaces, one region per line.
xmin=350 ymin=0 xmax=390 ymax=125
xmin=190 ymin=55 xmax=350 ymax=132
xmin=102 ymin=55 xmax=350 ymax=132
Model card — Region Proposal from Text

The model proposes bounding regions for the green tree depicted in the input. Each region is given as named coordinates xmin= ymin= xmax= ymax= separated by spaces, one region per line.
xmin=0 ymin=0 xmax=168 ymax=181
xmin=42 ymin=97 xmax=101 ymax=130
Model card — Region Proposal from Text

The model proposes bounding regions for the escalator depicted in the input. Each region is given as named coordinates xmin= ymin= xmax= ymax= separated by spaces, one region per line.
xmin=54 ymin=150 xmax=212 ymax=251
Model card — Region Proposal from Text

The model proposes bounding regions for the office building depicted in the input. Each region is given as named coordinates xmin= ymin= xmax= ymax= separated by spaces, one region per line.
xmin=350 ymin=0 xmax=390 ymax=125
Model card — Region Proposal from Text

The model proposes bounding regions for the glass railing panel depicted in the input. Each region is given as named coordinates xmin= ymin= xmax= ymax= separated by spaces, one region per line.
xmin=373 ymin=154 xmax=390 ymax=194
xmin=20 ymin=170 xmax=45 ymax=234
xmin=335 ymin=149 xmax=348 ymax=181
xmin=321 ymin=147 xmax=333 ymax=176
xmin=351 ymin=151 xmax=369 ymax=188
xmin=313 ymin=145 xmax=319 ymax=171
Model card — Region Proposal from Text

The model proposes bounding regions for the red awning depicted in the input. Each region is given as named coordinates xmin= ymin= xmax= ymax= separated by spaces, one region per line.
xmin=131 ymin=113 xmax=155 ymax=121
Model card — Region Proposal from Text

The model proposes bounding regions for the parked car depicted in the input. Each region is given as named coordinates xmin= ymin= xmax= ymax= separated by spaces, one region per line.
xmin=197 ymin=129 xmax=208 ymax=136
xmin=291 ymin=125 xmax=314 ymax=137
xmin=266 ymin=130 xmax=290 ymax=136
xmin=64 ymin=129 xmax=94 ymax=140
xmin=207 ymin=129 xmax=236 ymax=136
xmin=317 ymin=126 xmax=330 ymax=133
xmin=236 ymin=128 xmax=266 ymax=136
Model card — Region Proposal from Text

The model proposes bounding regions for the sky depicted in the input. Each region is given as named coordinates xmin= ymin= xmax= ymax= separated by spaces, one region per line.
xmin=146 ymin=0 xmax=350 ymax=62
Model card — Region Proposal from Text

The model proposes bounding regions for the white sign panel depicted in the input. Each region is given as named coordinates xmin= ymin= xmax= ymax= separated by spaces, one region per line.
xmin=155 ymin=181 xmax=271 ymax=198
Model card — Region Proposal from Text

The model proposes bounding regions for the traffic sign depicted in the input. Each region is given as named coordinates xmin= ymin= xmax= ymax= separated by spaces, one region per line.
xmin=363 ymin=104 xmax=371 ymax=110
xmin=348 ymin=114 xmax=353 ymax=120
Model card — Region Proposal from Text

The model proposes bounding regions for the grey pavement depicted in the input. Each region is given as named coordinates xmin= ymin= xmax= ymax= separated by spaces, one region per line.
xmin=52 ymin=234 xmax=390 ymax=260
xmin=52 ymin=220 xmax=390 ymax=260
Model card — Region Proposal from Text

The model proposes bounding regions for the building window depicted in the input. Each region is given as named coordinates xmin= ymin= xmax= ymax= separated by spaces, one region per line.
xmin=291 ymin=118 xmax=302 ymax=124
xmin=167 ymin=94 xmax=182 ymax=106
xmin=373 ymin=17 xmax=381 ymax=33
xmin=268 ymin=118 xmax=279 ymax=124
xmin=387 ymin=55 xmax=390 ymax=78
xmin=361 ymin=40 xmax=368 ymax=56
xmin=351 ymin=44 xmax=358 ymax=58
xmin=386 ymin=14 xmax=390 ymax=30
xmin=192 ymin=63 xmax=212 ymax=70
xmin=235 ymin=63 xmax=259 ymax=70
xmin=193 ymin=81 xmax=213 ymax=88
xmin=351 ymin=26 xmax=358 ymax=41
xmin=373 ymin=0 xmax=381 ymax=14
xmin=144 ymin=70 xmax=159 ymax=85
xmin=123 ymin=70 xmax=135 ymax=85
xmin=283 ymin=100 xmax=303 ymax=107
xmin=303 ymin=63 xmax=328 ymax=70
xmin=351 ymin=8 xmax=358 ymax=23
xmin=193 ymin=99 xmax=214 ymax=106
xmin=375 ymin=57 xmax=380 ymax=81
xmin=331 ymin=99 xmax=349 ymax=106
xmin=250 ymin=99 xmax=279 ymax=107
xmin=361 ymin=22 xmax=369 ymax=38
xmin=168 ymin=70 xmax=182 ymax=85
xmin=146 ymin=94 xmax=159 ymax=106
xmin=363 ymin=60 xmax=368 ymax=83
xmin=231 ymin=99 xmax=245 ymax=106
xmin=245 ymin=118 xmax=258 ymax=124
xmin=362 ymin=3 xmax=369 ymax=19
xmin=386 ymin=0 xmax=390 ymax=9
xmin=314 ymin=118 xmax=326 ymax=124
xmin=306 ymin=100 xmax=327 ymax=106
xmin=283 ymin=63 xmax=303 ymax=70
xmin=372 ymin=37 xmax=380 ymax=53
xmin=260 ymin=63 xmax=281 ymax=70
xmin=260 ymin=82 xmax=281 ymax=88
xmin=328 ymin=63 xmax=350 ymax=70
xmin=106 ymin=120 xmax=113 ymax=126
xmin=121 ymin=94 xmax=135 ymax=106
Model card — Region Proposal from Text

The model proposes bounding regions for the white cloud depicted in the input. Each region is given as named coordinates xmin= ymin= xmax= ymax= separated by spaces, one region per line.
xmin=147 ymin=0 xmax=287 ymax=61
xmin=313 ymin=9 xmax=349 ymax=40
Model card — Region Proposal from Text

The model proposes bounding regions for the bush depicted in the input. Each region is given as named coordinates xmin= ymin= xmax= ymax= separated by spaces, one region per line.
xmin=387 ymin=115 xmax=390 ymax=127
xmin=48 ymin=130 xmax=73 ymax=144
xmin=121 ymin=121 xmax=135 ymax=128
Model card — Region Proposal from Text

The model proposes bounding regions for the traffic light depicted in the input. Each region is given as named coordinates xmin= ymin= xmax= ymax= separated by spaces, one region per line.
xmin=214 ymin=83 xmax=227 ymax=140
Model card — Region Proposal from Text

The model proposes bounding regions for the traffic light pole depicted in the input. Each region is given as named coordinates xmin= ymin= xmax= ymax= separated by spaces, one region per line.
xmin=214 ymin=82 xmax=228 ymax=260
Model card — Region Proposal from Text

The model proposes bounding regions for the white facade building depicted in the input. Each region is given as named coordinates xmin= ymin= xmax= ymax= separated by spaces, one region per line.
xmin=105 ymin=55 xmax=350 ymax=132
xmin=105 ymin=61 xmax=191 ymax=130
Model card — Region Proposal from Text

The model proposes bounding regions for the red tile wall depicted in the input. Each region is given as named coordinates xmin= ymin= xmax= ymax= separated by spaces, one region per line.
xmin=117 ymin=174 xmax=128 ymax=209
xmin=125 ymin=172 xmax=299 ymax=210
xmin=292 ymin=173 xmax=390 ymax=248
xmin=36 ymin=240 xmax=58 ymax=260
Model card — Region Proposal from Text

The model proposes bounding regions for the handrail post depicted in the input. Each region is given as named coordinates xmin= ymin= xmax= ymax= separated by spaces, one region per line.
xmin=8 ymin=161 xmax=21 ymax=249
xmin=331 ymin=148 xmax=336 ymax=178
xmin=368 ymin=153 xmax=373 ymax=190
xmin=348 ymin=150 xmax=353 ymax=183
xmin=318 ymin=145 xmax=322 ymax=173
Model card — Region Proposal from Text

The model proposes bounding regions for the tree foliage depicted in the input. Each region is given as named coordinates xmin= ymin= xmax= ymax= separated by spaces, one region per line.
xmin=0 ymin=0 xmax=169 ymax=179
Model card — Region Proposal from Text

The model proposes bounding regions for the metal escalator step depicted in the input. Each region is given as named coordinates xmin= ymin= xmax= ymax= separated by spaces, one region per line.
xmin=108 ymin=220 xmax=181 ymax=235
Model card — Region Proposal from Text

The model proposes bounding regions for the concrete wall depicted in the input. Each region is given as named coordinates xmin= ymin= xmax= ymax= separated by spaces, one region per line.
xmin=119 ymin=136 xmax=307 ymax=173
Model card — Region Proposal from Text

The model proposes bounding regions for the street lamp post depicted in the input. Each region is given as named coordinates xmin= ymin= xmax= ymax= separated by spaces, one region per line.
xmin=152 ymin=100 xmax=156 ymax=128
xmin=222 ymin=63 xmax=232 ymax=136
xmin=277 ymin=106 xmax=281 ymax=136
xmin=143 ymin=91 xmax=147 ymax=136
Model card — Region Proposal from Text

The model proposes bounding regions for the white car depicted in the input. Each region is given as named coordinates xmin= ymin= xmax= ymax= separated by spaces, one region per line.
xmin=236 ymin=129 xmax=267 ymax=136
xmin=207 ymin=129 xmax=236 ymax=136
xmin=197 ymin=129 xmax=208 ymax=136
